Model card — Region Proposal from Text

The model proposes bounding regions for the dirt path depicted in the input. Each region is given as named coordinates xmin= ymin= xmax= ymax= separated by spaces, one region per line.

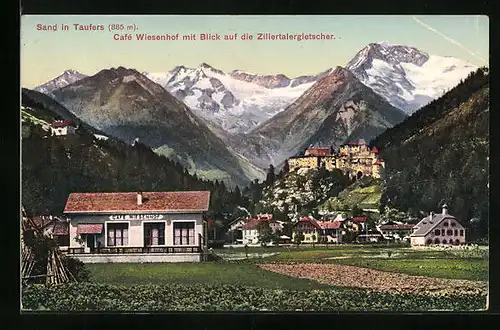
xmin=258 ymin=263 xmax=487 ymax=296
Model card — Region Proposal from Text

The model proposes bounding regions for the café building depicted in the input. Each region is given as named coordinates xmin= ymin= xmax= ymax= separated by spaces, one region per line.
xmin=63 ymin=191 xmax=210 ymax=263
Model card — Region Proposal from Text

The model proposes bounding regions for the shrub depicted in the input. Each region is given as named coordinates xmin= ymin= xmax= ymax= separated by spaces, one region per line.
xmin=21 ymin=282 xmax=487 ymax=312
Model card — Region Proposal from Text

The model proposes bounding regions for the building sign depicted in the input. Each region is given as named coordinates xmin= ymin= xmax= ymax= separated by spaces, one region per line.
xmin=109 ymin=214 xmax=164 ymax=220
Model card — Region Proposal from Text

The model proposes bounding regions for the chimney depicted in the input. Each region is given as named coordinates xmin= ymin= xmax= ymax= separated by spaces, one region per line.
xmin=137 ymin=192 xmax=143 ymax=206
xmin=442 ymin=204 xmax=448 ymax=215
xmin=429 ymin=211 xmax=434 ymax=220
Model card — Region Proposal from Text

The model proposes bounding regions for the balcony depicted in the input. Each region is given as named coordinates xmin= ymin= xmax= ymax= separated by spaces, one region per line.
xmin=66 ymin=245 xmax=202 ymax=255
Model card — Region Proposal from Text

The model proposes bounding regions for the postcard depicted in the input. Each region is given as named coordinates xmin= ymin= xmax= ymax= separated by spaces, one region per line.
xmin=20 ymin=14 xmax=489 ymax=312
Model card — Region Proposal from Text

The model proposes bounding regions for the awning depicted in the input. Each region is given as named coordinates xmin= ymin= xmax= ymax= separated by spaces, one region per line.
xmin=77 ymin=223 xmax=103 ymax=234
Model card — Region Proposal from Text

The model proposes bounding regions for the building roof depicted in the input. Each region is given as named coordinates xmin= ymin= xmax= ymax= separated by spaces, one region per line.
xmin=371 ymin=147 xmax=379 ymax=153
xmin=410 ymin=214 xmax=461 ymax=237
xmin=242 ymin=218 xmax=269 ymax=230
xmin=76 ymin=223 xmax=103 ymax=234
xmin=317 ymin=220 xmax=341 ymax=229
xmin=64 ymin=191 xmax=211 ymax=214
xmin=52 ymin=221 xmax=69 ymax=236
xmin=295 ymin=217 xmax=322 ymax=229
xmin=379 ymin=224 xmax=414 ymax=231
xmin=347 ymin=141 xmax=358 ymax=145
xmin=51 ymin=120 xmax=74 ymax=128
xmin=351 ymin=217 xmax=368 ymax=222
xmin=305 ymin=147 xmax=331 ymax=157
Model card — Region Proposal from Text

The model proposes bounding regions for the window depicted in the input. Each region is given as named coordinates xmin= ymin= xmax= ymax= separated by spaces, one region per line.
xmin=443 ymin=222 xmax=449 ymax=227
xmin=460 ymin=230 xmax=464 ymax=236
xmin=173 ymin=222 xmax=195 ymax=245
xmin=446 ymin=229 xmax=453 ymax=236
xmin=441 ymin=229 xmax=445 ymax=236
xmin=107 ymin=223 xmax=128 ymax=246
xmin=442 ymin=239 xmax=447 ymax=244
xmin=454 ymin=229 xmax=458 ymax=236
xmin=144 ymin=222 xmax=165 ymax=246
xmin=434 ymin=238 xmax=440 ymax=244
xmin=426 ymin=239 xmax=433 ymax=245
xmin=451 ymin=222 xmax=456 ymax=227
xmin=434 ymin=229 xmax=440 ymax=236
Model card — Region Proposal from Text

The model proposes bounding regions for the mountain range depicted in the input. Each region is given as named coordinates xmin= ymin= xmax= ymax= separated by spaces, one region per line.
xmin=34 ymin=69 xmax=88 ymax=97
xmin=229 ymin=66 xmax=408 ymax=169
xmin=143 ymin=63 xmax=330 ymax=133
xmin=49 ymin=67 xmax=265 ymax=186
xmin=30 ymin=42 xmax=479 ymax=185
xmin=346 ymin=42 xmax=478 ymax=113
xmin=21 ymin=89 xmax=246 ymax=217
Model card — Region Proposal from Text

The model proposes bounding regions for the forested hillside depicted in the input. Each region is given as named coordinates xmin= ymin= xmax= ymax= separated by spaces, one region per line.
xmin=21 ymin=93 xmax=248 ymax=228
xmin=372 ymin=67 xmax=489 ymax=240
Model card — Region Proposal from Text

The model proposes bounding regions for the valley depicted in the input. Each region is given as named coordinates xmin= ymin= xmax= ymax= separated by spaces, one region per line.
xmin=33 ymin=42 xmax=478 ymax=187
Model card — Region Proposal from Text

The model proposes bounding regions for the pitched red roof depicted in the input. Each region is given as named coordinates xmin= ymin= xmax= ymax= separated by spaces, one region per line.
xmin=64 ymin=191 xmax=211 ymax=213
xmin=296 ymin=217 xmax=322 ymax=229
xmin=375 ymin=160 xmax=383 ymax=165
xmin=347 ymin=141 xmax=358 ymax=145
xmin=317 ymin=220 xmax=341 ymax=229
xmin=51 ymin=120 xmax=74 ymax=128
xmin=242 ymin=218 xmax=266 ymax=230
xmin=351 ymin=217 xmax=368 ymax=222
xmin=306 ymin=147 xmax=331 ymax=157
xmin=52 ymin=221 xmax=69 ymax=236
xmin=371 ymin=147 xmax=379 ymax=153
xmin=379 ymin=224 xmax=414 ymax=231
xmin=76 ymin=223 xmax=103 ymax=234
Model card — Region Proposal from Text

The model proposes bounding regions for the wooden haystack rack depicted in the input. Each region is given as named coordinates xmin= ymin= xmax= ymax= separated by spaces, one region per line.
xmin=21 ymin=206 xmax=75 ymax=285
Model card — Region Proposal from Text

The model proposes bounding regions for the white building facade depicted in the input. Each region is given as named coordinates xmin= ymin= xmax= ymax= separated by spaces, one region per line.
xmin=63 ymin=191 xmax=210 ymax=263
xmin=410 ymin=205 xmax=466 ymax=246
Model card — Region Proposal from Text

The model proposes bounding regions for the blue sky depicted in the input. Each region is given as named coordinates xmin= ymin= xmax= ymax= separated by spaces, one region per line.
xmin=21 ymin=15 xmax=489 ymax=88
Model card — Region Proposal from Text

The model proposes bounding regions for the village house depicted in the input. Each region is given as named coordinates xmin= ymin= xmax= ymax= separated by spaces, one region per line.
xmin=287 ymin=139 xmax=385 ymax=179
xmin=226 ymin=218 xmax=248 ymax=244
xmin=63 ymin=191 xmax=210 ymax=263
xmin=410 ymin=204 xmax=467 ymax=246
xmin=346 ymin=216 xmax=368 ymax=232
xmin=377 ymin=221 xmax=414 ymax=241
xmin=292 ymin=217 xmax=343 ymax=244
xmin=50 ymin=120 xmax=77 ymax=136
xmin=241 ymin=214 xmax=283 ymax=245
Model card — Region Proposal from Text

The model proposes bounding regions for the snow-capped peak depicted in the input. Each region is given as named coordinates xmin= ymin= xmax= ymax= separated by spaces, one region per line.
xmin=346 ymin=43 xmax=477 ymax=114
xmin=34 ymin=69 xmax=88 ymax=95
xmin=143 ymin=63 xmax=326 ymax=134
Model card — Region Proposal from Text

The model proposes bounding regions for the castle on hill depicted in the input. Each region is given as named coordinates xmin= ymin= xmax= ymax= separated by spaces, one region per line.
xmin=287 ymin=139 xmax=385 ymax=179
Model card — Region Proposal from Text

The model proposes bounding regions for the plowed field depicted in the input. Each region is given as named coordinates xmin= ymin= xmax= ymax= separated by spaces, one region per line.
xmin=259 ymin=263 xmax=487 ymax=296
